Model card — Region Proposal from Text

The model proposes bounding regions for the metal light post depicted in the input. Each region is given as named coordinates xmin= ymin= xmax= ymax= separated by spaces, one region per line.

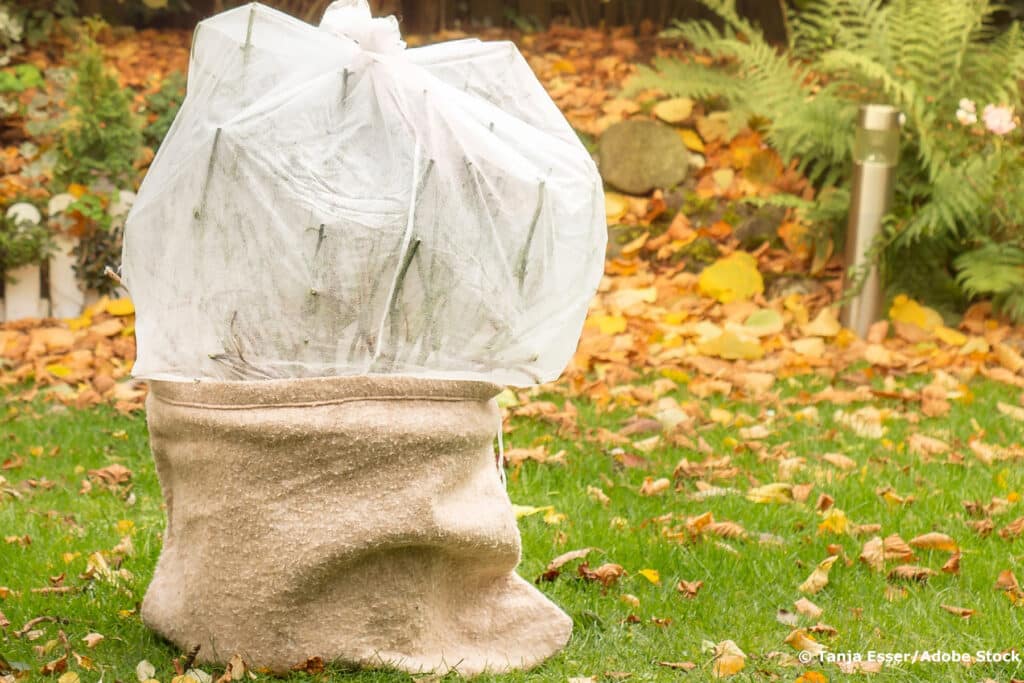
xmin=840 ymin=104 xmax=901 ymax=338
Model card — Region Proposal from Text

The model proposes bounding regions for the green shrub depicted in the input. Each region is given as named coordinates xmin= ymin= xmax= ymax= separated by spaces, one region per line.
xmin=0 ymin=211 xmax=53 ymax=274
xmin=629 ymin=0 xmax=1024 ymax=320
xmin=55 ymin=32 xmax=142 ymax=189
xmin=64 ymin=191 xmax=123 ymax=295
xmin=142 ymin=71 xmax=185 ymax=151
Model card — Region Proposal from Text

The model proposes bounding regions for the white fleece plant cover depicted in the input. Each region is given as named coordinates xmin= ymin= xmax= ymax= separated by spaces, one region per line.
xmin=121 ymin=0 xmax=605 ymax=386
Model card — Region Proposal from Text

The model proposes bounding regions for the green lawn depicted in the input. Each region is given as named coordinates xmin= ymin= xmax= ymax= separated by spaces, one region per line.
xmin=2 ymin=373 xmax=1024 ymax=682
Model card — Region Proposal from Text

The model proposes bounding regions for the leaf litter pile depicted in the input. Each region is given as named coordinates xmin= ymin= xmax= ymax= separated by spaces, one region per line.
xmin=4 ymin=21 xmax=1024 ymax=683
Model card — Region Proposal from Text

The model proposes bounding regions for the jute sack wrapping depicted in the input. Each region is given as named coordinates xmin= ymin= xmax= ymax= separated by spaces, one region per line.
xmin=142 ymin=376 xmax=572 ymax=675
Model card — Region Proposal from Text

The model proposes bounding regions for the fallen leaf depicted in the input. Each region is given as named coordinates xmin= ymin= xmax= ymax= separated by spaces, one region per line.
xmin=785 ymin=629 xmax=827 ymax=656
xmin=539 ymin=547 xmax=595 ymax=582
xmin=652 ymin=97 xmax=693 ymax=124
xmin=677 ymin=579 xmax=704 ymax=599
xmin=639 ymin=477 xmax=671 ymax=496
xmin=794 ymin=597 xmax=822 ymax=618
xmin=799 ymin=555 xmax=839 ymax=594
xmin=637 ymin=569 xmax=660 ymax=585
xmin=909 ymin=532 xmax=958 ymax=553
xmin=578 ymin=562 xmax=625 ymax=587
xmin=940 ymin=604 xmax=974 ymax=618
xmin=698 ymin=252 xmax=764 ymax=303
xmin=710 ymin=639 xmax=746 ymax=678
xmin=887 ymin=565 xmax=937 ymax=583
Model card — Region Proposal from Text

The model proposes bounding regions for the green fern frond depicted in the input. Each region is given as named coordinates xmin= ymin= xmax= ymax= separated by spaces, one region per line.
xmin=954 ymin=243 xmax=1024 ymax=296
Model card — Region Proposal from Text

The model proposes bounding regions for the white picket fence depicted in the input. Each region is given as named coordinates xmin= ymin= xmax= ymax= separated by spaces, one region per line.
xmin=2 ymin=195 xmax=131 ymax=323
xmin=1 ymin=236 xmax=99 ymax=322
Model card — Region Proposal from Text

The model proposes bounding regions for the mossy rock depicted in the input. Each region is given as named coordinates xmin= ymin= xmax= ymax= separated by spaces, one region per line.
xmin=598 ymin=120 xmax=690 ymax=195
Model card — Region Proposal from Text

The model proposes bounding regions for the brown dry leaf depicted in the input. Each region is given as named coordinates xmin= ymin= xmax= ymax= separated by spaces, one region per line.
xmin=578 ymin=562 xmax=625 ymax=587
xmin=794 ymin=597 xmax=822 ymax=619
xmin=999 ymin=517 xmax=1024 ymax=540
xmin=997 ymin=401 xmax=1024 ymax=421
xmin=677 ymin=579 xmax=704 ymax=599
xmin=859 ymin=536 xmax=884 ymax=572
xmin=81 ymin=632 xmax=103 ymax=648
xmin=799 ymin=555 xmax=839 ymax=594
xmin=940 ymin=604 xmax=974 ymax=619
xmin=808 ymin=622 xmax=838 ymax=637
xmin=882 ymin=534 xmax=915 ymax=561
xmin=0 ymin=607 xmax=8 ymax=629
xmin=907 ymin=433 xmax=950 ymax=456
xmin=942 ymin=552 xmax=962 ymax=575
xmin=658 ymin=661 xmax=697 ymax=671
xmin=822 ymin=452 xmax=856 ymax=470
xmin=705 ymin=521 xmax=747 ymax=539
xmin=587 ymin=486 xmax=611 ymax=507
xmin=87 ymin=464 xmax=132 ymax=486
xmin=909 ymin=532 xmax=958 ymax=553
xmin=887 ymin=565 xmax=937 ymax=583
xmin=291 ymin=656 xmax=324 ymax=674
xmin=539 ymin=547 xmax=595 ymax=582
xmin=639 ymin=477 xmax=670 ymax=496
xmin=920 ymin=383 xmax=951 ymax=417
xmin=838 ymin=660 xmax=883 ymax=674
xmin=996 ymin=569 xmax=1024 ymax=603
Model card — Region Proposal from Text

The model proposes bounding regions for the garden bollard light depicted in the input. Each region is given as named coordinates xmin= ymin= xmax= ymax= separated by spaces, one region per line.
xmin=841 ymin=104 xmax=901 ymax=338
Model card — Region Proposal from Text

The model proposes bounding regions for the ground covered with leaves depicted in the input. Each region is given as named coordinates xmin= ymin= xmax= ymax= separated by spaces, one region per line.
xmin=4 ymin=370 xmax=1024 ymax=682
xmin=6 ymin=14 xmax=1024 ymax=683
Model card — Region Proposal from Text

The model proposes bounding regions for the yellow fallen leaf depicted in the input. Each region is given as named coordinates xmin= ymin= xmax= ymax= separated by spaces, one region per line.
xmin=105 ymin=298 xmax=135 ymax=316
xmin=605 ymin=192 xmax=630 ymax=223
xmin=594 ymin=315 xmax=628 ymax=335
xmin=934 ymin=326 xmax=967 ymax=346
xmin=711 ymin=640 xmax=746 ymax=678
xmin=817 ymin=508 xmax=849 ymax=535
xmin=889 ymin=294 xmax=942 ymax=332
xmin=543 ymin=508 xmax=566 ymax=525
xmin=638 ymin=568 xmax=661 ymax=585
xmin=791 ymin=337 xmax=826 ymax=358
xmin=743 ymin=308 xmax=784 ymax=337
xmin=653 ymin=97 xmax=694 ymax=124
xmin=678 ymin=128 xmax=705 ymax=152
xmin=801 ymin=308 xmax=841 ymax=337
xmin=698 ymin=331 xmax=764 ymax=360
xmin=746 ymin=482 xmax=793 ymax=504
xmin=785 ymin=628 xmax=827 ymax=655
xmin=551 ymin=57 xmax=576 ymax=74
xmin=698 ymin=252 xmax=764 ymax=303
xmin=45 ymin=364 xmax=72 ymax=378
xmin=57 ymin=674 xmax=80 ymax=683
xmin=512 ymin=504 xmax=552 ymax=519
xmin=799 ymin=555 xmax=839 ymax=594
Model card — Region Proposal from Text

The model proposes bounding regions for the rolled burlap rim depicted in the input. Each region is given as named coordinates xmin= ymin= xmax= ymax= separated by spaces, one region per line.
xmin=147 ymin=374 xmax=502 ymax=408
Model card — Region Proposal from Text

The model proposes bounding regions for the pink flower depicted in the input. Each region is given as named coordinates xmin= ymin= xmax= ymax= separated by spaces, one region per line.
xmin=983 ymin=104 xmax=1017 ymax=135
xmin=956 ymin=98 xmax=977 ymax=125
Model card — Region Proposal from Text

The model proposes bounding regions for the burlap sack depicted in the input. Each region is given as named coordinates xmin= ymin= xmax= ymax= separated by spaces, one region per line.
xmin=142 ymin=376 xmax=572 ymax=675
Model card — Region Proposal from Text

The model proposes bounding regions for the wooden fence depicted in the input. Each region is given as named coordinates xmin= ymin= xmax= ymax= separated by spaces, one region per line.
xmin=2 ymin=199 xmax=127 ymax=324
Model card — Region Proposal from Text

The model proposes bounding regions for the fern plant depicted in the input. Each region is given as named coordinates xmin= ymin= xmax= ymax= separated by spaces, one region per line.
xmin=629 ymin=0 xmax=1024 ymax=320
